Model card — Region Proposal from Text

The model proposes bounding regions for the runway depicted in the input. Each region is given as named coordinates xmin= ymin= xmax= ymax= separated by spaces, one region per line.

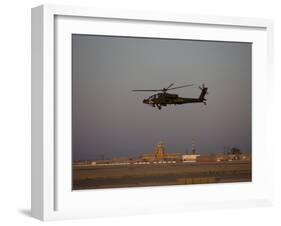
xmin=73 ymin=160 xmax=251 ymax=190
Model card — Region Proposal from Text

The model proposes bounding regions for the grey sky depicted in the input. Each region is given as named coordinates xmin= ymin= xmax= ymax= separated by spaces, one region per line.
xmin=72 ymin=34 xmax=251 ymax=161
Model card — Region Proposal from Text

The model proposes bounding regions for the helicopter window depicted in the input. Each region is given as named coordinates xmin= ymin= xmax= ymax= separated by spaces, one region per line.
xmin=149 ymin=94 xmax=157 ymax=100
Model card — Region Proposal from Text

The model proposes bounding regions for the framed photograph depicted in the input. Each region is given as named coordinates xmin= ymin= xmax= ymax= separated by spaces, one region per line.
xmin=31 ymin=4 xmax=274 ymax=220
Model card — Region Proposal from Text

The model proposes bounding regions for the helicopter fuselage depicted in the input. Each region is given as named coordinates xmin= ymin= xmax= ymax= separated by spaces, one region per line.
xmin=143 ymin=90 xmax=207 ymax=110
xmin=132 ymin=83 xmax=208 ymax=110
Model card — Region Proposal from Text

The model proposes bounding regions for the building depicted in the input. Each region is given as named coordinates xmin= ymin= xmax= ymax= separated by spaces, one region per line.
xmin=140 ymin=142 xmax=182 ymax=162
xmin=182 ymin=154 xmax=200 ymax=162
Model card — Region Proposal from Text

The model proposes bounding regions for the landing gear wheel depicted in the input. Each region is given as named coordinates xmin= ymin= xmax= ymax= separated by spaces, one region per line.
xmin=157 ymin=105 xmax=162 ymax=110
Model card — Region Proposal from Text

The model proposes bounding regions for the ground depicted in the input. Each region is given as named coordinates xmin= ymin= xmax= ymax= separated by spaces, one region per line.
xmin=73 ymin=160 xmax=251 ymax=190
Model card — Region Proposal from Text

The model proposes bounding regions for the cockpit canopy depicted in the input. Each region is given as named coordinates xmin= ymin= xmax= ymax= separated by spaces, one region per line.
xmin=148 ymin=93 xmax=160 ymax=100
xmin=147 ymin=93 xmax=178 ymax=100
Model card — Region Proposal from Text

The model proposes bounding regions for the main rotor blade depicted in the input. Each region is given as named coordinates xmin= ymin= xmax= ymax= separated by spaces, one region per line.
xmin=167 ymin=84 xmax=193 ymax=90
xmin=132 ymin=89 xmax=161 ymax=92
xmin=166 ymin=83 xmax=175 ymax=89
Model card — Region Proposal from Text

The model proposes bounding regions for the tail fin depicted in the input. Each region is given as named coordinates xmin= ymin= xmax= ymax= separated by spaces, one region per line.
xmin=199 ymin=84 xmax=208 ymax=101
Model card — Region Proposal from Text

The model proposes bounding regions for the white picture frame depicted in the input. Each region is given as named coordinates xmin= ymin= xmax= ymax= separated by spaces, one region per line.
xmin=31 ymin=4 xmax=274 ymax=221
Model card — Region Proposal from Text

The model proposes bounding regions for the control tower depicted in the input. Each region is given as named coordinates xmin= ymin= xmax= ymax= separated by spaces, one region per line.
xmin=140 ymin=142 xmax=181 ymax=162
xmin=155 ymin=142 xmax=166 ymax=160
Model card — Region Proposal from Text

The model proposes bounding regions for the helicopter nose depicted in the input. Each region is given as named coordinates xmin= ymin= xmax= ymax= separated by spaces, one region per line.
xmin=143 ymin=99 xmax=148 ymax=104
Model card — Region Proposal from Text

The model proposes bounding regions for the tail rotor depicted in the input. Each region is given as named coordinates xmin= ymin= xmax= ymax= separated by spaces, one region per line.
xmin=198 ymin=83 xmax=209 ymax=95
xmin=198 ymin=83 xmax=208 ymax=105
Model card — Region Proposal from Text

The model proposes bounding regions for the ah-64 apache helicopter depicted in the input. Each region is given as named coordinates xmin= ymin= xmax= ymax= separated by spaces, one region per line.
xmin=132 ymin=83 xmax=208 ymax=110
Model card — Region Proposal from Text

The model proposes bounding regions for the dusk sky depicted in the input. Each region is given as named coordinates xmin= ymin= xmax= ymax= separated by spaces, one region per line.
xmin=72 ymin=34 xmax=251 ymax=161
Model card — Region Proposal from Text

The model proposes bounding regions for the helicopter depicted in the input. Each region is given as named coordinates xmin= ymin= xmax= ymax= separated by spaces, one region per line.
xmin=132 ymin=83 xmax=208 ymax=110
